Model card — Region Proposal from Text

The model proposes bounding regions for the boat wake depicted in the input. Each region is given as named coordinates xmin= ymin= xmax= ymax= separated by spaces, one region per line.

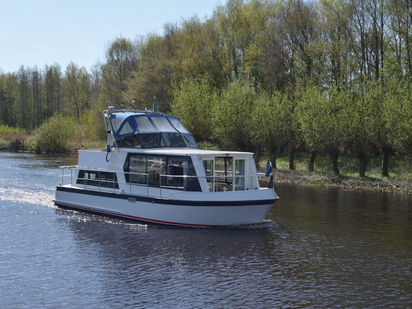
xmin=0 ymin=186 xmax=55 ymax=208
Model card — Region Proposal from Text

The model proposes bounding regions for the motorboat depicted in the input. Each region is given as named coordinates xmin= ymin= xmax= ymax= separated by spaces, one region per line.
xmin=54 ymin=108 xmax=278 ymax=227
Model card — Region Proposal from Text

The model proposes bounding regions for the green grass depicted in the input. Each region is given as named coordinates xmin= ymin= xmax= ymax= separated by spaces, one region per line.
xmin=0 ymin=125 xmax=26 ymax=150
xmin=259 ymin=152 xmax=412 ymax=181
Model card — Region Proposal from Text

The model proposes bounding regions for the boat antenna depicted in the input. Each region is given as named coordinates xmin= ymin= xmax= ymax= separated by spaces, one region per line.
xmin=152 ymin=96 xmax=157 ymax=112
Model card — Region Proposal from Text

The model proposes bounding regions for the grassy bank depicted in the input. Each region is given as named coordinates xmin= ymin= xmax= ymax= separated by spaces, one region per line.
xmin=258 ymin=152 xmax=412 ymax=194
xmin=0 ymin=125 xmax=27 ymax=151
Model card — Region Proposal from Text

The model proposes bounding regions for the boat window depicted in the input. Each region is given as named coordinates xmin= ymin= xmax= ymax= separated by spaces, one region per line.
xmin=110 ymin=117 xmax=123 ymax=134
xmin=168 ymin=117 xmax=189 ymax=133
xmin=182 ymin=134 xmax=197 ymax=148
xmin=162 ymin=132 xmax=186 ymax=147
xmin=136 ymin=116 xmax=156 ymax=132
xmin=117 ymin=132 xmax=197 ymax=149
xmin=215 ymin=157 xmax=233 ymax=192
xmin=164 ymin=157 xmax=186 ymax=189
xmin=147 ymin=156 xmax=166 ymax=187
xmin=124 ymin=154 xmax=200 ymax=191
xmin=235 ymin=159 xmax=245 ymax=191
xmin=119 ymin=121 xmax=134 ymax=136
xmin=203 ymin=160 xmax=214 ymax=192
xmin=129 ymin=155 xmax=147 ymax=184
xmin=77 ymin=170 xmax=119 ymax=189
xmin=151 ymin=116 xmax=176 ymax=132
xmin=139 ymin=133 xmax=163 ymax=148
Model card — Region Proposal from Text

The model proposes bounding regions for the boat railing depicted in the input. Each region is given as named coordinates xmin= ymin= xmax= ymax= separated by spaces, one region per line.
xmin=59 ymin=165 xmax=77 ymax=187
xmin=59 ymin=165 xmax=120 ymax=193
xmin=59 ymin=165 xmax=268 ymax=196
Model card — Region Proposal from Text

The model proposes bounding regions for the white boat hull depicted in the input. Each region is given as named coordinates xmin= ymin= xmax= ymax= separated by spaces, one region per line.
xmin=55 ymin=186 xmax=277 ymax=227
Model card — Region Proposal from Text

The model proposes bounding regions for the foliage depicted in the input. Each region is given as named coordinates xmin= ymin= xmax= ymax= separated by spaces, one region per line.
xmin=297 ymin=85 xmax=352 ymax=174
xmin=171 ymin=78 xmax=216 ymax=142
xmin=212 ymin=80 xmax=256 ymax=151
xmin=29 ymin=116 xmax=76 ymax=153
xmin=0 ymin=0 xmax=410 ymax=179
xmin=250 ymin=91 xmax=285 ymax=166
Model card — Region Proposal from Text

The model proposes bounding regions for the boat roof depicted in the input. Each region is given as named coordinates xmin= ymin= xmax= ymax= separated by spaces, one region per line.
xmin=108 ymin=110 xmax=190 ymax=137
xmin=118 ymin=147 xmax=254 ymax=156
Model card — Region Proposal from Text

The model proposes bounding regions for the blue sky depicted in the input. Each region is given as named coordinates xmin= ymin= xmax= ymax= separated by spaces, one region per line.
xmin=0 ymin=0 xmax=221 ymax=73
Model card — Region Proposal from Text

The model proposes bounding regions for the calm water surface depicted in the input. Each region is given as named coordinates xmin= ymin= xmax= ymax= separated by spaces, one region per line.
xmin=0 ymin=152 xmax=411 ymax=308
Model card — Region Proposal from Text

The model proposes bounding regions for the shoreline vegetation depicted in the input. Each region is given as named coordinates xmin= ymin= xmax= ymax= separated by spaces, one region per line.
xmin=1 ymin=0 xmax=411 ymax=194
xmin=1 ymin=128 xmax=410 ymax=195
xmin=258 ymin=154 xmax=412 ymax=195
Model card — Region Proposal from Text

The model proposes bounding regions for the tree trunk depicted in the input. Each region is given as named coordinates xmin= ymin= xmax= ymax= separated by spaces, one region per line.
xmin=358 ymin=152 xmax=369 ymax=178
xmin=270 ymin=146 xmax=277 ymax=170
xmin=381 ymin=147 xmax=390 ymax=177
xmin=329 ymin=151 xmax=340 ymax=176
xmin=308 ymin=151 xmax=317 ymax=172
xmin=289 ymin=147 xmax=295 ymax=170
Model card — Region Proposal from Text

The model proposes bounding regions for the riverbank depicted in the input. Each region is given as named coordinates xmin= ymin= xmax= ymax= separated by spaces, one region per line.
xmin=267 ymin=170 xmax=412 ymax=195
xmin=258 ymin=152 xmax=412 ymax=195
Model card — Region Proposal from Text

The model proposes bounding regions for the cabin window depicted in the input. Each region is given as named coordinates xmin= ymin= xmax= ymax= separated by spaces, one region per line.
xmin=235 ymin=159 xmax=246 ymax=191
xmin=151 ymin=116 xmax=176 ymax=132
xmin=162 ymin=133 xmax=186 ymax=147
xmin=215 ymin=157 xmax=233 ymax=192
xmin=168 ymin=117 xmax=189 ymax=133
xmin=165 ymin=157 xmax=186 ymax=189
xmin=119 ymin=121 xmax=134 ymax=136
xmin=136 ymin=117 xmax=156 ymax=132
xmin=140 ymin=133 xmax=162 ymax=148
xmin=124 ymin=154 xmax=200 ymax=191
xmin=129 ymin=155 xmax=147 ymax=184
xmin=203 ymin=160 xmax=214 ymax=192
xmin=77 ymin=170 xmax=119 ymax=189
xmin=147 ymin=156 xmax=166 ymax=186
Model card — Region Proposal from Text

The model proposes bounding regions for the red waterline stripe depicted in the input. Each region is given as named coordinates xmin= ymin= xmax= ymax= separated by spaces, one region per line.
xmin=55 ymin=201 xmax=223 ymax=228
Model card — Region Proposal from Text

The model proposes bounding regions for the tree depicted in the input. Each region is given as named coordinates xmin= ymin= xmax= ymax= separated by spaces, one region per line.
xmin=251 ymin=91 xmax=285 ymax=169
xmin=174 ymin=18 xmax=226 ymax=89
xmin=124 ymin=33 xmax=176 ymax=111
xmin=297 ymin=85 xmax=351 ymax=175
xmin=63 ymin=63 xmax=91 ymax=122
xmin=364 ymin=78 xmax=412 ymax=176
xmin=171 ymin=78 xmax=216 ymax=142
xmin=44 ymin=64 xmax=62 ymax=118
xmin=213 ymin=81 xmax=256 ymax=151
xmin=319 ymin=0 xmax=354 ymax=87
xmin=101 ymin=37 xmax=138 ymax=108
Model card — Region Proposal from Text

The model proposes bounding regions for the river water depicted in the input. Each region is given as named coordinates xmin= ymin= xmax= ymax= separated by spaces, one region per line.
xmin=0 ymin=152 xmax=411 ymax=308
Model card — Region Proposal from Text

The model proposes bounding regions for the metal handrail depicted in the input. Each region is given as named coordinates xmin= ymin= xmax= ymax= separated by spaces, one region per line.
xmin=59 ymin=165 xmax=264 ymax=195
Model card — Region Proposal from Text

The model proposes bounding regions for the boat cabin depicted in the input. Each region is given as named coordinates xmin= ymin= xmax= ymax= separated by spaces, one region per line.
xmin=64 ymin=109 xmax=261 ymax=196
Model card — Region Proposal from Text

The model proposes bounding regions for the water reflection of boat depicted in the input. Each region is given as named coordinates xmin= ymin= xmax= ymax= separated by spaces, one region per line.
xmin=54 ymin=108 xmax=278 ymax=227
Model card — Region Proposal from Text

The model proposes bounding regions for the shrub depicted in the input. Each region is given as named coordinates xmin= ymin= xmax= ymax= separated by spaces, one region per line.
xmin=29 ymin=116 xmax=76 ymax=153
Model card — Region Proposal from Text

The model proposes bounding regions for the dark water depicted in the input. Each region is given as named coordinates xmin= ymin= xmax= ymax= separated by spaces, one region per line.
xmin=1 ymin=153 xmax=411 ymax=308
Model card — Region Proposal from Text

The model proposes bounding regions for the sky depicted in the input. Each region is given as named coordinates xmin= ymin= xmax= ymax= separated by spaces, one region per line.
xmin=0 ymin=0 xmax=221 ymax=73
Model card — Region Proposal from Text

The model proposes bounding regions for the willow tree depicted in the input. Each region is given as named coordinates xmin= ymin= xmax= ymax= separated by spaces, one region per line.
xmin=251 ymin=91 xmax=285 ymax=169
xmin=213 ymin=81 xmax=256 ymax=151
xmin=364 ymin=78 xmax=412 ymax=176
xmin=171 ymin=78 xmax=216 ymax=143
xmin=297 ymin=86 xmax=351 ymax=175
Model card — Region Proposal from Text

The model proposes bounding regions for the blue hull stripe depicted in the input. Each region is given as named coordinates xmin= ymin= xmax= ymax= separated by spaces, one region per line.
xmin=56 ymin=186 xmax=277 ymax=207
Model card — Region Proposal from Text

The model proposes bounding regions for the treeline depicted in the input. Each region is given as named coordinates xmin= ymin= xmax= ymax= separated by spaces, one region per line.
xmin=0 ymin=0 xmax=411 ymax=177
